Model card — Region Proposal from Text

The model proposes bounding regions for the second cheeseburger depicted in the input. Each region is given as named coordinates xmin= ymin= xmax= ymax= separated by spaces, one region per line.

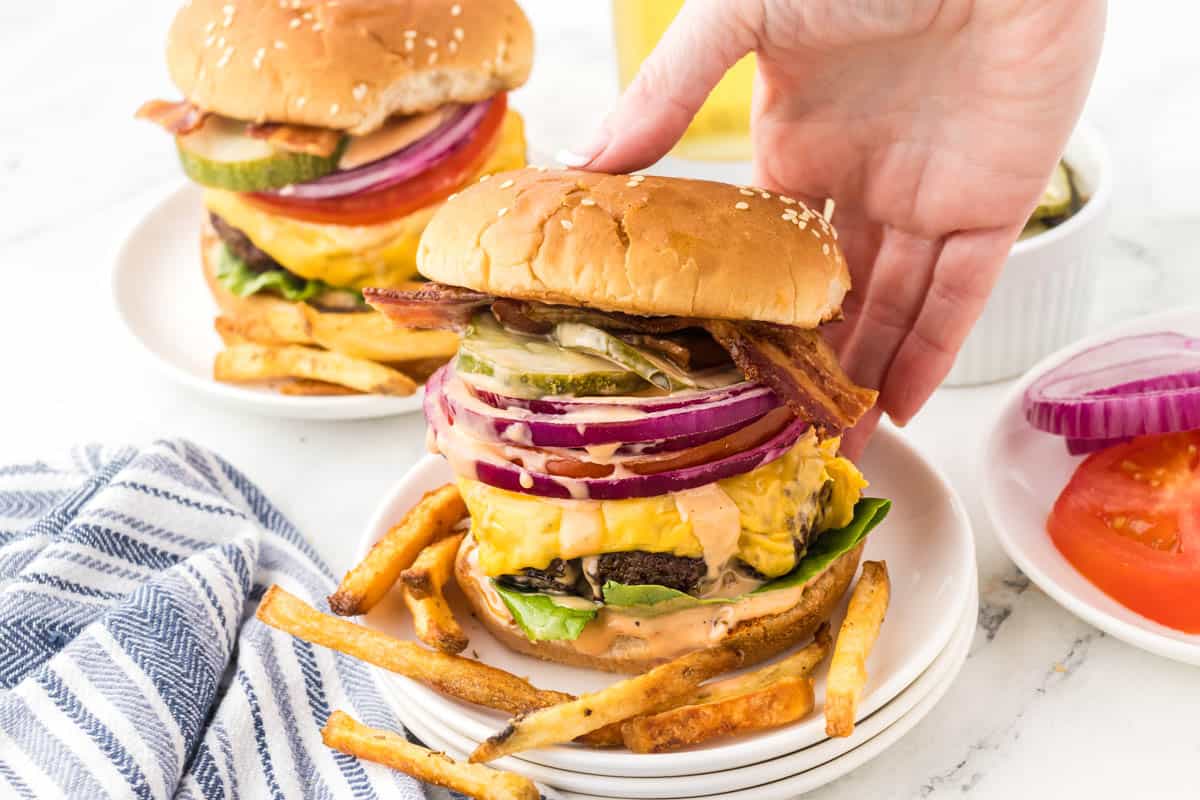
xmin=368 ymin=168 xmax=891 ymax=673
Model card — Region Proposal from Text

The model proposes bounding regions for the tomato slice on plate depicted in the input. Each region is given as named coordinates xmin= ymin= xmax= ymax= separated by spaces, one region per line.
xmin=243 ymin=94 xmax=508 ymax=226
xmin=1047 ymin=431 xmax=1200 ymax=632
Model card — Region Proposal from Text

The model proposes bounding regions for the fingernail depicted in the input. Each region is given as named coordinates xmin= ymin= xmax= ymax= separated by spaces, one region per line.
xmin=556 ymin=127 xmax=610 ymax=168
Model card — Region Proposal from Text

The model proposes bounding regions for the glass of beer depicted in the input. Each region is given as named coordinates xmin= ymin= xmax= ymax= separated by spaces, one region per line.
xmin=612 ymin=0 xmax=755 ymax=162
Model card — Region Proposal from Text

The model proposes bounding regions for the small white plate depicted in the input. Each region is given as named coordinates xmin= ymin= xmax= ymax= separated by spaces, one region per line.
xmin=360 ymin=424 xmax=976 ymax=776
xmin=112 ymin=183 xmax=425 ymax=420
xmin=396 ymin=578 xmax=975 ymax=797
xmin=980 ymin=305 xmax=1200 ymax=665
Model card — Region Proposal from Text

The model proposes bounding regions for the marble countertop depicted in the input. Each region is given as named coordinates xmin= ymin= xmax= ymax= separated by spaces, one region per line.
xmin=3 ymin=2 xmax=1198 ymax=798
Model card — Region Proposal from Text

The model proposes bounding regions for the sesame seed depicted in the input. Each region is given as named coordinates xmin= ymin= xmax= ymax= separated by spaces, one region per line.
xmin=403 ymin=29 xmax=417 ymax=38
xmin=499 ymin=179 xmax=514 ymax=189
xmin=353 ymin=83 xmax=367 ymax=101
xmin=479 ymin=174 xmax=490 ymax=181
xmin=580 ymin=197 xmax=596 ymax=206
xmin=781 ymin=212 xmax=794 ymax=220
xmin=296 ymin=96 xmax=307 ymax=107
xmin=279 ymin=185 xmax=296 ymax=196
xmin=451 ymin=3 xmax=462 ymax=15
xmin=204 ymin=35 xmax=216 ymax=47
xmin=734 ymin=201 xmax=749 ymax=210
xmin=289 ymin=17 xmax=301 ymax=28
xmin=204 ymin=21 xmax=215 ymax=33
xmin=302 ymin=11 xmax=313 ymax=20
xmin=739 ymin=188 xmax=755 ymax=196
xmin=760 ymin=192 xmax=771 ymax=199
xmin=561 ymin=219 xmax=573 ymax=231
xmin=330 ymin=103 xmax=340 ymax=114
xmin=811 ymin=229 xmax=820 ymax=238
xmin=780 ymin=196 xmax=796 ymax=205
xmin=453 ymin=27 xmax=464 ymax=41
xmin=822 ymin=243 xmax=831 ymax=255
xmin=497 ymin=207 xmax=508 ymax=217
xmin=832 ymin=227 xmax=839 ymax=240
xmin=252 ymin=47 xmax=265 ymax=69
xmin=428 ymin=51 xmax=438 ymax=64
xmin=448 ymin=192 xmax=458 ymax=200
xmin=404 ymin=39 xmax=414 ymax=51
xmin=312 ymin=22 xmax=323 ymax=31
xmin=425 ymin=37 xmax=438 ymax=47
xmin=216 ymin=47 xmax=234 ymax=68
xmin=223 ymin=3 xmax=234 ymax=12
xmin=274 ymin=40 xmax=286 ymax=49
xmin=217 ymin=35 xmax=226 ymax=46
xmin=823 ymin=198 xmax=836 ymax=221
xmin=626 ymin=180 xmax=639 ymax=188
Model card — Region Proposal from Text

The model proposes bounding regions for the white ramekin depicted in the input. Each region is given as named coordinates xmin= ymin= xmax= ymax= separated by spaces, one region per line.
xmin=943 ymin=123 xmax=1113 ymax=385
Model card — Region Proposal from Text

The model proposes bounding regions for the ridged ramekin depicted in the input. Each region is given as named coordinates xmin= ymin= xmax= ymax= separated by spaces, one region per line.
xmin=943 ymin=123 xmax=1113 ymax=385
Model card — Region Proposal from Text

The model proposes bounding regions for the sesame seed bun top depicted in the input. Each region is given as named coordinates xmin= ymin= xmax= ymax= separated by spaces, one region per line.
xmin=417 ymin=168 xmax=851 ymax=328
xmin=167 ymin=0 xmax=533 ymax=135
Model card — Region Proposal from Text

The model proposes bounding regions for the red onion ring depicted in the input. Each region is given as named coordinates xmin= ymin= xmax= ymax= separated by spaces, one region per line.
xmin=467 ymin=380 xmax=763 ymax=414
xmin=263 ymin=100 xmax=491 ymax=200
xmin=1024 ymin=332 xmax=1200 ymax=440
xmin=439 ymin=368 xmax=782 ymax=447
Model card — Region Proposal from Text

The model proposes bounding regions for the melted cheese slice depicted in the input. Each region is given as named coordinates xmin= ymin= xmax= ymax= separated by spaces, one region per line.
xmin=461 ymin=429 xmax=867 ymax=579
xmin=202 ymin=109 xmax=527 ymax=290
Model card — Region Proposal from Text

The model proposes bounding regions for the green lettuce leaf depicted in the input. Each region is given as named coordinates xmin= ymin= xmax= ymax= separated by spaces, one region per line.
xmin=216 ymin=243 xmax=363 ymax=306
xmin=492 ymin=582 xmax=598 ymax=641
xmin=604 ymin=497 xmax=892 ymax=612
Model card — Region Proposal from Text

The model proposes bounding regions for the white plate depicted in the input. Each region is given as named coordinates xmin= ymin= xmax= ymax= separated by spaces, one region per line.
xmin=360 ymin=424 xmax=976 ymax=776
xmin=396 ymin=576 xmax=975 ymax=797
xmin=980 ymin=305 xmax=1200 ymax=665
xmin=111 ymin=183 xmax=425 ymax=420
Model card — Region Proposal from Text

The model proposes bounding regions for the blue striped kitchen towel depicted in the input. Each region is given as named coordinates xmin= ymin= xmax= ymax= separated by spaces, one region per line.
xmin=0 ymin=440 xmax=438 ymax=800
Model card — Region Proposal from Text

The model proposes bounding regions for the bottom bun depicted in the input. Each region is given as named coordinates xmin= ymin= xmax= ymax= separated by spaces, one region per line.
xmin=455 ymin=536 xmax=864 ymax=674
xmin=200 ymin=227 xmax=459 ymax=364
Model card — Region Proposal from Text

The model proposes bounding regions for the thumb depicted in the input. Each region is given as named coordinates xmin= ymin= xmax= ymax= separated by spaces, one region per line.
xmin=559 ymin=0 xmax=757 ymax=174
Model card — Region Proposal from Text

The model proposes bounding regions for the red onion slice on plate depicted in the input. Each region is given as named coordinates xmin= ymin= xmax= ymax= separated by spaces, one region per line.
xmin=1024 ymin=332 xmax=1200 ymax=440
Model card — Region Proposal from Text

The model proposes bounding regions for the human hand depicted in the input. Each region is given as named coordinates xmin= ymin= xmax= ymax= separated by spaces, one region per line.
xmin=562 ymin=0 xmax=1105 ymax=456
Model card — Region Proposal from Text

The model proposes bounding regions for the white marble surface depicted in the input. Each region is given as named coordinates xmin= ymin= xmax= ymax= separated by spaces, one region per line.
xmin=3 ymin=2 xmax=1199 ymax=798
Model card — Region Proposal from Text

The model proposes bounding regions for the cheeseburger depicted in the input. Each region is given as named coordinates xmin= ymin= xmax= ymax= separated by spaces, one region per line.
xmin=137 ymin=0 xmax=532 ymax=394
xmin=368 ymin=168 xmax=890 ymax=673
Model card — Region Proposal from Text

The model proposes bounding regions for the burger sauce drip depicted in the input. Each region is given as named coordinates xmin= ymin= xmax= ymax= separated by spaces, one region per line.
xmin=673 ymin=483 xmax=742 ymax=583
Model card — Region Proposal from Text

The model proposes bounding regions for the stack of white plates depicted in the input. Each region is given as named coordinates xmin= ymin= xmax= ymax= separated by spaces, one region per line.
xmin=360 ymin=426 xmax=978 ymax=798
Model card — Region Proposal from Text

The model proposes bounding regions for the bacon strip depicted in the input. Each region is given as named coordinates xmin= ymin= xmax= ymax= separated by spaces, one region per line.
xmin=702 ymin=320 xmax=877 ymax=434
xmin=490 ymin=298 xmax=695 ymax=335
xmin=135 ymin=99 xmax=209 ymax=135
xmin=245 ymin=123 xmax=344 ymax=157
xmin=364 ymin=284 xmax=494 ymax=331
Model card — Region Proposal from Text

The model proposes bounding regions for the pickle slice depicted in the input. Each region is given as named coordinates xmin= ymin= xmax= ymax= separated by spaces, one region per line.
xmin=552 ymin=322 xmax=697 ymax=391
xmin=1030 ymin=162 xmax=1073 ymax=221
xmin=176 ymin=116 xmax=344 ymax=192
xmin=456 ymin=315 xmax=647 ymax=398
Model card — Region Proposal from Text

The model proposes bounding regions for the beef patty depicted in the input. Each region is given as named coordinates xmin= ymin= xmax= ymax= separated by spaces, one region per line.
xmin=209 ymin=212 xmax=282 ymax=272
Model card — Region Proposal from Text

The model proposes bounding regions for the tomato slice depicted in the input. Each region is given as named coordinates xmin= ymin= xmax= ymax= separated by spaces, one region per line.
xmin=243 ymin=94 xmax=508 ymax=226
xmin=1047 ymin=431 xmax=1200 ymax=632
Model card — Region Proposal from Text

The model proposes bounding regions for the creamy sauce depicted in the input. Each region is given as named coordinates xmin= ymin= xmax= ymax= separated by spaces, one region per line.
xmin=558 ymin=506 xmax=605 ymax=560
xmin=674 ymin=484 xmax=741 ymax=582
xmin=461 ymin=538 xmax=833 ymax=663
xmin=583 ymin=442 xmax=623 ymax=462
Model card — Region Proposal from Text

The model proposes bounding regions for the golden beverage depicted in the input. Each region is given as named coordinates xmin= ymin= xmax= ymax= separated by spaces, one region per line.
xmin=612 ymin=0 xmax=755 ymax=161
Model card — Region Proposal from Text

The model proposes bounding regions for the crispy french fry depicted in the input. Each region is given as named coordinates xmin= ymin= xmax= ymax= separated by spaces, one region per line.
xmin=328 ymin=484 xmax=466 ymax=616
xmin=322 ymin=711 xmax=537 ymax=800
xmin=689 ymin=622 xmax=831 ymax=706
xmin=303 ymin=305 xmax=460 ymax=363
xmin=470 ymin=646 xmax=743 ymax=763
xmin=214 ymin=343 xmax=417 ymax=396
xmin=621 ymin=676 xmax=815 ymax=753
xmin=400 ymin=532 xmax=468 ymax=654
xmin=825 ymin=561 xmax=890 ymax=737
xmin=214 ymin=314 xmax=306 ymax=347
xmin=258 ymin=585 xmax=572 ymax=715
xmin=277 ymin=379 xmax=362 ymax=397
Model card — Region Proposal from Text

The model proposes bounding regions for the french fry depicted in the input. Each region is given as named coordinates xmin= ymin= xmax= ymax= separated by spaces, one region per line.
xmin=621 ymin=676 xmax=815 ymax=753
xmin=322 ymin=711 xmax=537 ymax=800
xmin=277 ymin=379 xmax=362 ymax=397
xmin=258 ymin=585 xmax=571 ymax=715
xmin=328 ymin=484 xmax=466 ymax=616
xmin=470 ymin=646 xmax=744 ymax=763
xmin=214 ymin=314 xmax=306 ymax=347
xmin=214 ymin=343 xmax=417 ymax=396
xmin=689 ymin=622 xmax=831 ymax=706
xmin=400 ymin=533 xmax=469 ymax=654
xmin=303 ymin=305 xmax=460 ymax=363
xmin=825 ymin=560 xmax=890 ymax=737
